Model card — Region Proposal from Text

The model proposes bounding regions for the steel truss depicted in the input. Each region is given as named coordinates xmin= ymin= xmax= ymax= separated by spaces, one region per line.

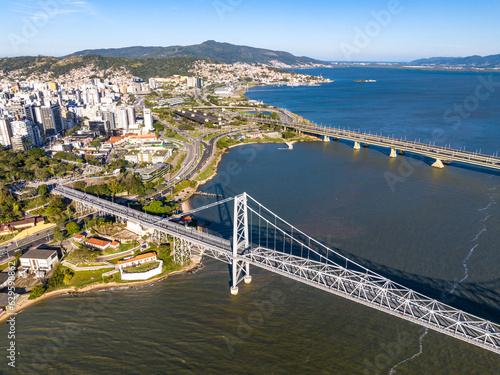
xmin=54 ymin=186 xmax=500 ymax=355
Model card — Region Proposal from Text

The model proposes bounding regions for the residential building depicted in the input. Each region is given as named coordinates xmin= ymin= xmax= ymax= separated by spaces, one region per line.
xmin=117 ymin=252 xmax=158 ymax=270
xmin=40 ymin=104 xmax=64 ymax=135
xmin=84 ymin=237 xmax=120 ymax=251
xmin=144 ymin=108 xmax=153 ymax=132
xmin=0 ymin=118 xmax=12 ymax=148
xmin=20 ymin=249 xmax=59 ymax=272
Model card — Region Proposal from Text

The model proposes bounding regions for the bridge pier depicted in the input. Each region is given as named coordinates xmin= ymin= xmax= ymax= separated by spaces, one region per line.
xmin=353 ymin=141 xmax=361 ymax=150
xmin=432 ymin=159 xmax=445 ymax=168
xmin=389 ymin=148 xmax=397 ymax=158
xmin=231 ymin=193 xmax=251 ymax=295
xmin=323 ymin=135 xmax=329 ymax=142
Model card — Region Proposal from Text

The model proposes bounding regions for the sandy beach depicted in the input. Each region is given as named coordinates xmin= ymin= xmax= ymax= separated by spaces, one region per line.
xmin=0 ymin=261 xmax=199 ymax=324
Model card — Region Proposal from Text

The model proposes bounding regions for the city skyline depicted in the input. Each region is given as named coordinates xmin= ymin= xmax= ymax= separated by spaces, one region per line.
xmin=1 ymin=0 xmax=500 ymax=61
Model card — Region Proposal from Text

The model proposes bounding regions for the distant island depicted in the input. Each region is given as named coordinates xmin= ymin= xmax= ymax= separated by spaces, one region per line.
xmin=353 ymin=79 xmax=376 ymax=82
xmin=408 ymin=53 xmax=500 ymax=69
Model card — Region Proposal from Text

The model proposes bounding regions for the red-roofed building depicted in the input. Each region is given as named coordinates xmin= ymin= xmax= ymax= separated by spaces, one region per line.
xmin=85 ymin=238 xmax=111 ymax=251
xmin=128 ymin=134 xmax=157 ymax=144
xmin=73 ymin=234 xmax=85 ymax=243
xmin=117 ymin=252 xmax=157 ymax=269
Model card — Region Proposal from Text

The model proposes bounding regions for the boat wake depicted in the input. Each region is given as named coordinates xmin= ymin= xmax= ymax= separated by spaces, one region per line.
xmin=388 ymin=328 xmax=428 ymax=374
xmin=445 ymin=191 xmax=496 ymax=297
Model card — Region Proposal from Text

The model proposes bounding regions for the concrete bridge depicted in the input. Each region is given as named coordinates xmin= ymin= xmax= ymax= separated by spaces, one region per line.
xmin=243 ymin=115 xmax=500 ymax=171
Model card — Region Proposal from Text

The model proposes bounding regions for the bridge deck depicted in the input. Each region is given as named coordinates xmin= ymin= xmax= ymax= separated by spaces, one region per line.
xmin=54 ymin=186 xmax=500 ymax=356
xmin=247 ymin=116 xmax=500 ymax=170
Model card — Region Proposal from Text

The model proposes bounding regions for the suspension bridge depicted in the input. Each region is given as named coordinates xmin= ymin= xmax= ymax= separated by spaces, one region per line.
xmin=54 ymin=186 xmax=500 ymax=355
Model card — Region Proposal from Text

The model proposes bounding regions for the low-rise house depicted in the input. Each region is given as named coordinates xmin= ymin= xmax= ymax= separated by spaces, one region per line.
xmin=0 ymin=217 xmax=44 ymax=235
xmin=117 ymin=252 xmax=157 ymax=270
xmin=19 ymin=249 xmax=59 ymax=272
xmin=73 ymin=234 xmax=85 ymax=243
xmin=246 ymin=132 xmax=262 ymax=139
xmin=84 ymin=237 xmax=120 ymax=251
xmin=117 ymin=252 xmax=162 ymax=281
xmin=110 ymin=241 xmax=120 ymax=250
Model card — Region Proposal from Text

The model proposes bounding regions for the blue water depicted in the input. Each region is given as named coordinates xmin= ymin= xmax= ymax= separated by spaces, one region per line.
xmin=2 ymin=68 xmax=500 ymax=374
xmin=247 ymin=67 xmax=500 ymax=155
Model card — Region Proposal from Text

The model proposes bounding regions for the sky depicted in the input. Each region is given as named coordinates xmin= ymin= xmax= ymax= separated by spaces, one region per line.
xmin=1 ymin=0 xmax=500 ymax=62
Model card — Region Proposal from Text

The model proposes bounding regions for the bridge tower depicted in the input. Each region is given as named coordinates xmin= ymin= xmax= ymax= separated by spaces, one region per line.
xmin=230 ymin=193 xmax=252 ymax=295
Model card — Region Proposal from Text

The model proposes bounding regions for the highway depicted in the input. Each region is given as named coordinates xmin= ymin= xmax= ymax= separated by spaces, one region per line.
xmin=0 ymin=228 xmax=54 ymax=262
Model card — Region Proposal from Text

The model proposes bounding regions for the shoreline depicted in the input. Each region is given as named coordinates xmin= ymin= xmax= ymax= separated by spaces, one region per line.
xmin=0 ymin=261 xmax=199 ymax=324
xmin=1 ymin=100 xmax=314 ymax=322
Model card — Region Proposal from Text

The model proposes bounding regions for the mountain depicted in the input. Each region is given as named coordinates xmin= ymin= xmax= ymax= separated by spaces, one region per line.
xmin=410 ymin=54 xmax=500 ymax=68
xmin=0 ymin=55 xmax=198 ymax=80
xmin=64 ymin=40 xmax=328 ymax=68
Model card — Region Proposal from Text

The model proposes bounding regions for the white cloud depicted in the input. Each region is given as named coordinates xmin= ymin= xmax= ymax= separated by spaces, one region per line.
xmin=10 ymin=0 xmax=98 ymax=20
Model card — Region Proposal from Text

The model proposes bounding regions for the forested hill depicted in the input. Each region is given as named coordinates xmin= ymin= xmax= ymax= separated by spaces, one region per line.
xmin=64 ymin=40 xmax=327 ymax=68
xmin=410 ymin=54 xmax=500 ymax=68
xmin=0 ymin=55 xmax=199 ymax=80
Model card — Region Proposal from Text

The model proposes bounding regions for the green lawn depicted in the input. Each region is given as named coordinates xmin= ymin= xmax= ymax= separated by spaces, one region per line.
xmin=122 ymin=261 xmax=161 ymax=273
xmin=203 ymin=132 xmax=220 ymax=141
xmin=173 ymin=133 xmax=188 ymax=143
xmin=102 ymin=241 xmax=139 ymax=255
xmin=62 ymin=267 xmax=115 ymax=289
xmin=196 ymin=155 xmax=220 ymax=181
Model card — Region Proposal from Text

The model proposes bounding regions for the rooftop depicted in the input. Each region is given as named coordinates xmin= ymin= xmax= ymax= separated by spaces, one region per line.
xmin=117 ymin=252 xmax=157 ymax=265
xmin=20 ymin=249 xmax=57 ymax=260
xmin=85 ymin=238 xmax=110 ymax=247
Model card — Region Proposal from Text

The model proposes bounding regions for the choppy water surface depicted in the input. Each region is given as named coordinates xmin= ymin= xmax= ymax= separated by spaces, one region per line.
xmin=2 ymin=68 xmax=500 ymax=374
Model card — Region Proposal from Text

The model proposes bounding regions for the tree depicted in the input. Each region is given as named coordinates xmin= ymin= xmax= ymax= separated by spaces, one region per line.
xmin=29 ymin=284 xmax=46 ymax=299
xmin=73 ymin=181 xmax=86 ymax=191
xmin=38 ymin=184 xmax=49 ymax=197
xmin=107 ymin=179 xmax=121 ymax=198
xmin=53 ymin=227 xmax=64 ymax=242
xmin=90 ymin=140 xmax=101 ymax=149
xmin=65 ymin=222 xmax=80 ymax=236
xmin=27 ymin=147 xmax=45 ymax=158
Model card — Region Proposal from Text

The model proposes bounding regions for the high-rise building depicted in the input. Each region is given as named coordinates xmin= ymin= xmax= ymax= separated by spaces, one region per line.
xmin=11 ymin=136 xmax=28 ymax=151
xmin=149 ymin=78 xmax=157 ymax=90
xmin=11 ymin=120 xmax=42 ymax=147
xmin=40 ymin=105 xmax=64 ymax=135
xmin=117 ymin=108 xmax=129 ymax=130
xmin=0 ymin=118 xmax=12 ymax=148
xmin=186 ymin=77 xmax=196 ymax=88
xmin=127 ymin=107 xmax=136 ymax=127
xmin=27 ymin=122 xmax=42 ymax=147
xmin=144 ymin=109 xmax=153 ymax=132
xmin=102 ymin=111 xmax=116 ymax=130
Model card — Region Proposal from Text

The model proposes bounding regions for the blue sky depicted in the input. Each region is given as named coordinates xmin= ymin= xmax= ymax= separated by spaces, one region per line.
xmin=1 ymin=0 xmax=499 ymax=61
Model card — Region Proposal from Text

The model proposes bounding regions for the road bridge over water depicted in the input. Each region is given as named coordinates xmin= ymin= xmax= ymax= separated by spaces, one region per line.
xmin=248 ymin=116 xmax=500 ymax=171
xmin=54 ymin=186 xmax=500 ymax=355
